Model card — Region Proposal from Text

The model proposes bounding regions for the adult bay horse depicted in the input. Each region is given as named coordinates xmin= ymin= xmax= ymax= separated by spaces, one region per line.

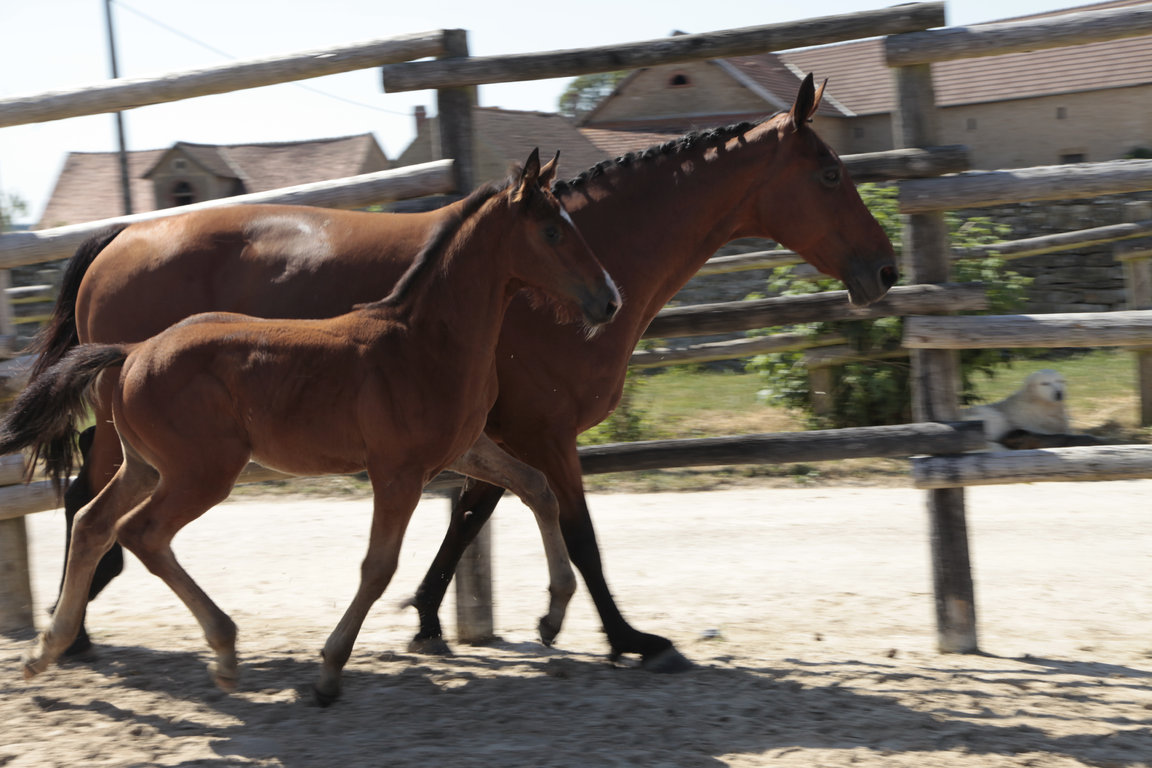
xmin=2 ymin=151 xmax=618 ymax=704
xmin=28 ymin=73 xmax=896 ymax=670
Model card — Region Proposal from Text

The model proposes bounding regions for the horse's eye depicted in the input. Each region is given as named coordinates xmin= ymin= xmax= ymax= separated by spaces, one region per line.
xmin=543 ymin=224 xmax=561 ymax=243
xmin=820 ymin=167 xmax=841 ymax=188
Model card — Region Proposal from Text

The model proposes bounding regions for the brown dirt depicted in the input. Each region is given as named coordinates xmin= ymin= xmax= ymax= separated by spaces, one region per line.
xmin=3 ymin=482 xmax=1152 ymax=767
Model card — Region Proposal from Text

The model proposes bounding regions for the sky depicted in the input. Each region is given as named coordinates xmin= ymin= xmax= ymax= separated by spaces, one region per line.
xmin=0 ymin=0 xmax=1099 ymax=225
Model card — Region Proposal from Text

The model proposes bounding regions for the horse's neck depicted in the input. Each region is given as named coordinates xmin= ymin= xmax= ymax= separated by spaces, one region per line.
xmin=566 ymin=129 xmax=775 ymax=321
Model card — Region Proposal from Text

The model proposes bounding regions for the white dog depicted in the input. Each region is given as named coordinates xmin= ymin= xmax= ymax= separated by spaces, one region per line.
xmin=962 ymin=369 xmax=1070 ymax=445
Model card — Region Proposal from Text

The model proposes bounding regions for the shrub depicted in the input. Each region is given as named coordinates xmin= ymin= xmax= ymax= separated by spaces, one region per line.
xmin=747 ymin=184 xmax=1031 ymax=428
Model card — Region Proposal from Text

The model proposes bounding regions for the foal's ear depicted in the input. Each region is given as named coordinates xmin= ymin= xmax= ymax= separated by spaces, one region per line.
xmin=513 ymin=148 xmax=543 ymax=202
xmin=539 ymin=150 xmax=561 ymax=188
xmin=788 ymin=73 xmax=826 ymax=132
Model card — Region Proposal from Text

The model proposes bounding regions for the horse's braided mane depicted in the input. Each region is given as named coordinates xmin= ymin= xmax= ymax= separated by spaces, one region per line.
xmin=551 ymin=118 xmax=762 ymax=195
xmin=369 ymin=176 xmax=508 ymax=309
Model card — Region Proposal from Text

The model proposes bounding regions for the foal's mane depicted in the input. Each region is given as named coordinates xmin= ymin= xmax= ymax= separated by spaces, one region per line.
xmin=365 ymin=179 xmax=507 ymax=310
xmin=551 ymin=118 xmax=764 ymax=196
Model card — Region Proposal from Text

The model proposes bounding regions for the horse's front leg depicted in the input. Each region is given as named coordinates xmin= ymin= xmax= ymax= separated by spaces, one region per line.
xmin=447 ymin=434 xmax=576 ymax=646
xmin=315 ymin=471 xmax=422 ymax=706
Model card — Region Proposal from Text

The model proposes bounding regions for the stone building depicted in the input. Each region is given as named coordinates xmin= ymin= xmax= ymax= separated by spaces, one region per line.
xmin=36 ymin=134 xmax=388 ymax=228
xmin=580 ymin=0 xmax=1152 ymax=170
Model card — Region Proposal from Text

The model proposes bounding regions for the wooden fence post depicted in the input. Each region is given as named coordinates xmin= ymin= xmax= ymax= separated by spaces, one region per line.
xmin=434 ymin=29 xmax=494 ymax=645
xmin=891 ymin=61 xmax=979 ymax=653
xmin=1118 ymin=200 xmax=1152 ymax=426
xmin=0 ymin=270 xmax=34 ymax=635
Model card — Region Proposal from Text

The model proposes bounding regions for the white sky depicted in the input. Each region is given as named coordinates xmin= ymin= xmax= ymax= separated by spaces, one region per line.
xmin=0 ymin=0 xmax=1092 ymax=224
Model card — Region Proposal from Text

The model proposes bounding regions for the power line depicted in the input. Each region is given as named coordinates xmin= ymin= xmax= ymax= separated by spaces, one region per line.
xmin=111 ymin=0 xmax=417 ymax=118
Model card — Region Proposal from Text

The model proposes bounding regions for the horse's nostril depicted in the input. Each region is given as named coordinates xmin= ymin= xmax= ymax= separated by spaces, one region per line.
xmin=606 ymin=300 xmax=620 ymax=319
xmin=879 ymin=265 xmax=899 ymax=289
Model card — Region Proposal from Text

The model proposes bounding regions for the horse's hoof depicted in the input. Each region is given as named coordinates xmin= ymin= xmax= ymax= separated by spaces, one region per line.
xmin=21 ymin=652 xmax=50 ymax=681
xmin=62 ymin=629 xmax=93 ymax=658
xmin=537 ymin=617 xmax=561 ymax=647
xmin=408 ymin=635 xmax=453 ymax=656
xmin=208 ymin=661 xmax=239 ymax=692
xmin=641 ymin=646 xmax=694 ymax=674
xmin=311 ymin=681 xmax=341 ymax=708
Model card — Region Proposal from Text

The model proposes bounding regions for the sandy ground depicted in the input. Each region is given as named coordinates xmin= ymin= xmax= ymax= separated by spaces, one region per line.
xmin=2 ymin=480 xmax=1152 ymax=767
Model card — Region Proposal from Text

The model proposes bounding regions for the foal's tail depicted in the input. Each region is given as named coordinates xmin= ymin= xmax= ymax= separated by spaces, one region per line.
xmin=17 ymin=225 xmax=128 ymax=489
xmin=0 ymin=344 xmax=129 ymax=491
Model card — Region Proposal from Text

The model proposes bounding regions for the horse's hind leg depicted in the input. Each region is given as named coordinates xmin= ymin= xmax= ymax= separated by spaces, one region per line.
xmin=446 ymin=434 xmax=576 ymax=646
xmin=406 ymin=478 xmax=505 ymax=654
xmin=315 ymin=470 xmax=422 ymax=706
xmin=115 ymin=466 xmax=242 ymax=691
xmin=24 ymin=451 xmax=156 ymax=679
xmin=56 ymin=425 xmax=126 ymax=656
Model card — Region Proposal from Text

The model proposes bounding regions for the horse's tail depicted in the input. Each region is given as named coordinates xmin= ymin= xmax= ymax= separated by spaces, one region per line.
xmin=15 ymin=225 xmax=128 ymax=491
xmin=0 ymin=344 xmax=129 ymax=493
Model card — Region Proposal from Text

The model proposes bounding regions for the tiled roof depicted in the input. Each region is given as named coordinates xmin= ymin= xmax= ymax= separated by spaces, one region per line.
xmin=578 ymin=128 xmax=685 ymax=158
xmin=36 ymin=134 xmax=387 ymax=228
xmin=472 ymin=108 xmax=610 ymax=173
xmin=37 ymin=150 xmax=165 ymax=229
xmin=779 ymin=0 xmax=1152 ymax=114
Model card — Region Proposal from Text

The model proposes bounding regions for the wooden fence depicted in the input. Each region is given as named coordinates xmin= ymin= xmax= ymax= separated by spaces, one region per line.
xmin=3 ymin=1 xmax=1152 ymax=658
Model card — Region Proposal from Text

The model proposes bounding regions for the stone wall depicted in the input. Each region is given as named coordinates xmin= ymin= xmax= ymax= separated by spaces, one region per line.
xmin=956 ymin=192 xmax=1152 ymax=315
xmin=669 ymin=192 xmax=1152 ymax=316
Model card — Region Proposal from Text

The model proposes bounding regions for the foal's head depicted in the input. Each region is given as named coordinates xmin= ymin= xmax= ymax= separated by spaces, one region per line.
xmin=504 ymin=149 xmax=621 ymax=331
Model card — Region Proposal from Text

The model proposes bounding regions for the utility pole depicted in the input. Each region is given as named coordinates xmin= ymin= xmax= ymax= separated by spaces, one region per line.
xmin=104 ymin=0 xmax=133 ymax=215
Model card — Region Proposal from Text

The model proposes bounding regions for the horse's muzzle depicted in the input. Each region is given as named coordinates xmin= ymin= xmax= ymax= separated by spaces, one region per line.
xmin=846 ymin=262 xmax=899 ymax=307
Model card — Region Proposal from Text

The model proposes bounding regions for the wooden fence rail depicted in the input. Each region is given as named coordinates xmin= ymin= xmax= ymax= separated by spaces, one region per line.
xmin=903 ymin=310 xmax=1152 ymax=349
xmin=899 ymin=160 xmax=1152 ymax=214
xmin=379 ymin=4 xmax=946 ymax=92
xmin=0 ymin=160 xmax=456 ymax=270
xmin=0 ymin=33 xmax=447 ymax=129
xmin=912 ymin=445 xmax=1152 ymax=489
xmin=884 ymin=3 xmax=1152 ymax=66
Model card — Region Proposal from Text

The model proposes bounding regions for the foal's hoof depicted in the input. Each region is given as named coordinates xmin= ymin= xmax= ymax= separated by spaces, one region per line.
xmin=408 ymin=635 xmax=453 ymax=656
xmin=537 ymin=617 xmax=561 ymax=647
xmin=641 ymin=646 xmax=694 ymax=674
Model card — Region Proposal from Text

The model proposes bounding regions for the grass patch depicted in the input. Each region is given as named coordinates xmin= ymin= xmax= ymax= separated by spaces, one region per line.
xmin=237 ymin=351 xmax=1151 ymax=497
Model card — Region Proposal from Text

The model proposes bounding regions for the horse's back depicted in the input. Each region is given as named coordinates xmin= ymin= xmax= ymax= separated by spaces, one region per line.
xmin=75 ymin=204 xmax=435 ymax=346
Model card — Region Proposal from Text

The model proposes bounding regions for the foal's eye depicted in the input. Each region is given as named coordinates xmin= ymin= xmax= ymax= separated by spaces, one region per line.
xmin=543 ymin=224 xmax=561 ymax=243
xmin=820 ymin=167 xmax=841 ymax=187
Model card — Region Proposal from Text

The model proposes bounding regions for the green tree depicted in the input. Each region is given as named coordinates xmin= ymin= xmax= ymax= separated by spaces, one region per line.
xmin=558 ymin=72 xmax=628 ymax=120
xmin=1 ymin=192 xmax=28 ymax=232
xmin=747 ymin=184 xmax=1031 ymax=428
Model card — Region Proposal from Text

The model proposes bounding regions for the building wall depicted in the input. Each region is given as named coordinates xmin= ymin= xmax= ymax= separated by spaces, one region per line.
xmin=588 ymin=63 xmax=777 ymax=129
xmin=938 ymin=86 xmax=1152 ymax=169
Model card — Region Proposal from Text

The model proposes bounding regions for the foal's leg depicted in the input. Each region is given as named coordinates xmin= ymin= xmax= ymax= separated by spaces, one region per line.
xmin=315 ymin=470 xmax=423 ymax=707
xmin=441 ymin=434 xmax=576 ymax=646
xmin=115 ymin=462 xmax=245 ymax=691
xmin=24 ymin=452 xmax=156 ymax=679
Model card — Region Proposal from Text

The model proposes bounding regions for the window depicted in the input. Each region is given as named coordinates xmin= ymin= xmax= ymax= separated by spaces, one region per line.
xmin=966 ymin=118 xmax=977 ymax=131
xmin=668 ymin=73 xmax=691 ymax=87
xmin=171 ymin=181 xmax=195 ymax=206
xmin=173 ymin=158 xmax=188 ymax=171
xmin=1056 ymin=106 xmax=1068 ymax=120
xmin=1059 ymin=152 xmax=1085 ymax=164
xmin=852 ymin=126 xmax=865 ymax=139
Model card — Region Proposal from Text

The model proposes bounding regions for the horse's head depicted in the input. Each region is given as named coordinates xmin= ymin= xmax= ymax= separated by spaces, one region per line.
xmin=752 ymin=74 xmax=898 ymax=307
xmin=507 ymin=149 xmax=621 ymax=331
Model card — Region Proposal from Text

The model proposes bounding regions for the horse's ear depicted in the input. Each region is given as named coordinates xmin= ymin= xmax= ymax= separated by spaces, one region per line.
xmin=513 ymin=148 xmax=542 ymax=202
xmin=539 ymin=150 xmax=560 ymax=188
xmin=788 ymin=73 xmax=824 ymax=132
